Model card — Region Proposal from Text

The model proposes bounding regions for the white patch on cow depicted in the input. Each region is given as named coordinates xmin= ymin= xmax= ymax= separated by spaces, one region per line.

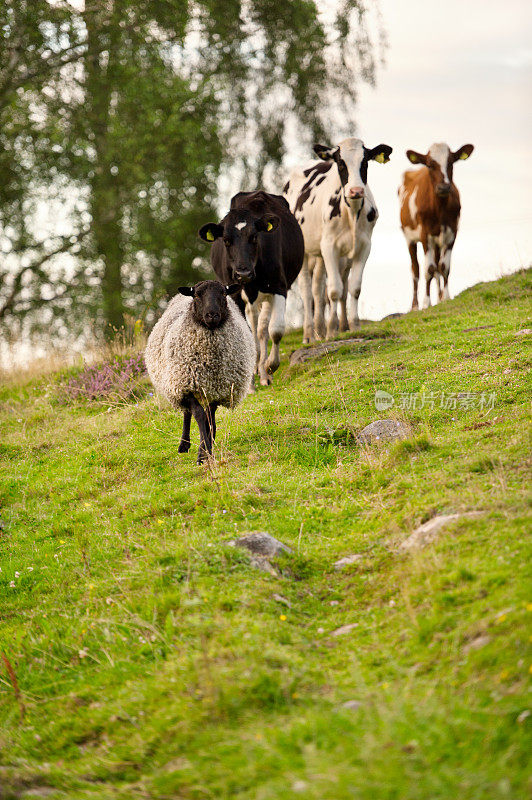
xmin=428 ymin=142 xmax=452 ymax=184
xmin=235 ymin=221 xmax=247 ymax=230
xmin=408 ymin=186 xmax=418 ymax=223
xmin=337 ymin=138 xmax=366 ymax=201
xmin=404 ymin=224 xmax=422 ymax=244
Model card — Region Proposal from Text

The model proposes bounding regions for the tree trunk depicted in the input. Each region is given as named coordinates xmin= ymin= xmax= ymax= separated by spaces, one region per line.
xmin=84 ymin=1 xmax=125 ymax=336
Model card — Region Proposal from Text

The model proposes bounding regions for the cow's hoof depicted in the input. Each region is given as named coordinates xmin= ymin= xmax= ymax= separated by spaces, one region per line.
xmin=177 ymin=443 xmax=190 ymax=454
xmin=265 ymin=359 xmax=279 ymax=375
xmin=348 ymin=320 xmax=360 ymax=331
xmin=259 ymin=373 xmax=273 ymax=386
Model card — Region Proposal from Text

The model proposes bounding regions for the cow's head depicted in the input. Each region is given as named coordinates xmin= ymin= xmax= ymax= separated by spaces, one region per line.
xmin=406 ymin=143 xmax=474 ymax=197
xmin=178 ymin=280 xmax=240 ymax=330
xmin=313 ymin=138 xmax=393 ymax=209
xmin=199 ymin=211 xmax=279 ymax=284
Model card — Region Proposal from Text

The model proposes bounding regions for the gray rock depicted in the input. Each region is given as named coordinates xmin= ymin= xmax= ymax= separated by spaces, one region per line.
xmin=334 ymin=554 xmax=363 ymax=570
xmin=227 ymin=531 xmax=293 ymax=557
xmin=398 ymin=511 xmax=483 ymax=551
xmin=290 ymin=337 xmax=364 ymax=366
xmin=515 ymin=328 xmax=532 ymax=336
xmin=342 ymin=699 xmax=363 ymax=710
xmin=330 ymin=622 xmax=358 ymax=637
xmin=357 ymin=419 xmax=410 ymax=444
xmin=462 ymin=634 xmax=491 ymax=655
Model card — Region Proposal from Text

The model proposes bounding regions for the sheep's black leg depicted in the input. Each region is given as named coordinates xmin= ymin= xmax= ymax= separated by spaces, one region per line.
xmin=191 ymin=400 xmax=212 ymax=463
xmin=178 ymin=409 xmax=192 ymax=453
xmin=207 ymin=402 xmax=218 ymax=443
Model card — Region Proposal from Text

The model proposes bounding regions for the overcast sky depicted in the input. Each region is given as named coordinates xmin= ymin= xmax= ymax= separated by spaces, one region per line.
xmin=294 ymin=0 xmax=532 ymax=319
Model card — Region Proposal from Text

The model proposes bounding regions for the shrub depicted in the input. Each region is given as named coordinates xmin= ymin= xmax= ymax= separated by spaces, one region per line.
xmin=60 ymin=352 xmax=147 ymax=403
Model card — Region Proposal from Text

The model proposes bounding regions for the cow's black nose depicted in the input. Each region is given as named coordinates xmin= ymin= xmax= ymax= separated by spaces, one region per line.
xmin=436 ymin=184 xmax=450 ymax=196
xmin=235 ymin=270 xmax=252 ymax=284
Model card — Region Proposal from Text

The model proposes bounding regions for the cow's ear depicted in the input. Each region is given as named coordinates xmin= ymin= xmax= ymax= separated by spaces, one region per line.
xmin=225 ymin=284 xmax=241 ymax=295
xmin=368 ymin=144 xmax=393 ymax=164
xmin=178 ymin=286 xmax=195 ymax=296
xmin=198 ymin=223 xmax=223 ymax=243
xmin=453 ymin=144 xmax=474 ymax=162
xmin=256 ymin=214 xmax=279 ymax=233
xmin=313 ymin=143 xmax=339 ymax=161
xmin=406 ymin=150 xmax=427 ymax=165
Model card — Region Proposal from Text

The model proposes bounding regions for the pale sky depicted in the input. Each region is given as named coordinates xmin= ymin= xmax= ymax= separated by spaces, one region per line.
xmin=288 ymin=0 xmax=532 ymax=320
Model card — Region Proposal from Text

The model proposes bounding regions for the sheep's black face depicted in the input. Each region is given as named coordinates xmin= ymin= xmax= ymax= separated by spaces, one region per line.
xmin=198 ymin=211 xmax=279 ymax=285
xmin=179 ymin=280 xmax=229 ymax=330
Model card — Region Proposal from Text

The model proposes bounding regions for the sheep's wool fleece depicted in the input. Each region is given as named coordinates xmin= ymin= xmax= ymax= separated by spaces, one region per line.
xmin=145 ymin=294 xmax=256 ymax=408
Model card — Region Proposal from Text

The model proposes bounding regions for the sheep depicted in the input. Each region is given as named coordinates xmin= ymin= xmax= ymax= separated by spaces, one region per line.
xmin=145 ymin=280 xmax=256 ymax=463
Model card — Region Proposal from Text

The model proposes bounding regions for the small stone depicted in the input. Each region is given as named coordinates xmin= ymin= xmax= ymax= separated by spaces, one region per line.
xmin=334 ymin=554 xmax=363 ymax=570
xmin=357 ymin=419 xmax=410 ymax=444
xmin=342 ymin=699 xmax=362 ymax=710
xmin=330 ymin=600 xmax=339 ymax=606
xmin=272 ymin=593 xmax=291 ymax=607
xmin=517 ymin=709 xmax=530 ymax=724
xmin=330 ymin=623 xmax=358 ymax=637
xmin=317 ymin=627 xmax=325 ymax=634
xmin=515 ymin=328 xmax=532 ymax=336
xmin=292 ymin=780 xmax=308 ymax=792
xmin=462 ymin=634 xmax=491 ymax=654
xmin=227 ymin=532 xmax=292 ymax=557
xmin=398 ymin=511 xmax=483 ymax=551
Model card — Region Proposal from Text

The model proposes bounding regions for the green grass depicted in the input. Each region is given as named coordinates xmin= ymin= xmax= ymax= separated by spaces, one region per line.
xmin=1 ymin=269 xmax=531 ymax=799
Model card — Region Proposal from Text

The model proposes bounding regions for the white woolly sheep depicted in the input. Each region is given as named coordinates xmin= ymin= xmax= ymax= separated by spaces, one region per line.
xmin=145 ymin=280 xmax=256 ymax=463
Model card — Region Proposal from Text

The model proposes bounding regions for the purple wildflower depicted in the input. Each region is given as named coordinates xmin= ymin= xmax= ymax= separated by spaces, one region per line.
xmin=62 ymin=352 xmax=147 ymax=402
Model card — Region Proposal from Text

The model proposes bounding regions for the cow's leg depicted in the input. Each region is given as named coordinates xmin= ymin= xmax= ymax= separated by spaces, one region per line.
xmin=257 ymin=295 xmax=273 ymax=386
xmin=321 ymin=240 xmax=342 ymax=339
xmin=347 ymin=233 xmax=371 ymax=329
xmin=298 ymin=256 xmax=314 ymax=343
xmin=178 ymin=408 xmax=192 ymax=453
xmin=244 ymin=300 xmax=260 ymax=392
xmin=432 ymin=244 xmax=441 ymax=304
xmin=311 ymin=256 xmax=327 ymax=339
xmin=408 ymin=242 xmax=420 ymax=310
xmin=338 ymin=257 xmax=349 ymax=332
xmin=439 ymin=233 xmax=455 ymax=301
xmin=265 ymin=294 xmax=286 ymax=375
xmin=422 ymin=239 xmax=437 ymax=309
xmin=439 ymin=247 xmax=453 ymax=300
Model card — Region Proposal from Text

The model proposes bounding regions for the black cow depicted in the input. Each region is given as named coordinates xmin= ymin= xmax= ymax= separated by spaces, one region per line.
xmin=199 ymin=190 xmax=304 ymax=385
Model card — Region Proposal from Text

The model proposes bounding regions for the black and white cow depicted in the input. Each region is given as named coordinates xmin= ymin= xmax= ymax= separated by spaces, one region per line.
xmin=284 ymin=138 xmax=392 ymax=341
xmin=199 ymin=190 xmax=304 ymax=385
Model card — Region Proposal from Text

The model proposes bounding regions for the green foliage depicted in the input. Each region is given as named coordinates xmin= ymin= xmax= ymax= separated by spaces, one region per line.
xmin=2 ymin=271 xmax=530 ymax=796
xmin=0 ymin=0 xmax=382 ymax=341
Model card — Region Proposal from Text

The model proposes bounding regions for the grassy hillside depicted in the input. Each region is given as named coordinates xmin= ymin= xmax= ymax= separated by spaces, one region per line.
xmin=1 ymin=269 xmax=531 ymax=799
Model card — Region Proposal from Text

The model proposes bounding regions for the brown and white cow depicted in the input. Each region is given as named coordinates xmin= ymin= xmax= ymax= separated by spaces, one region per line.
xmin=284 ymin=138 xmax=392 ymax=342
xmin=399 ymin=142 xmax=474 ymax=309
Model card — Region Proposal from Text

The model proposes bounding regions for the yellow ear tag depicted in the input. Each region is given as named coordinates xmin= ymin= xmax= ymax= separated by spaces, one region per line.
xmin=459 ymin=152 xmax=469 ymax=160
xmin=375 ymin=152 xmax=386 ymax=163
xmin=266 ymin=221 xmax=273 ymax=231
xmin=206 ymin=230 xmax=214 ymax=241
xmin=409 ymin=154 xmax=418 ymax=163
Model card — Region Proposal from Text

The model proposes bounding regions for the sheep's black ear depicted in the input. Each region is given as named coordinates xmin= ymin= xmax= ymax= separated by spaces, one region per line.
xmin=178 ymin=286 xmax=194 ymax=296
xmin=198 ymin=223 xmax=223 ymax=243
xmin=225 ymin=284 xmax=241 ymax=295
